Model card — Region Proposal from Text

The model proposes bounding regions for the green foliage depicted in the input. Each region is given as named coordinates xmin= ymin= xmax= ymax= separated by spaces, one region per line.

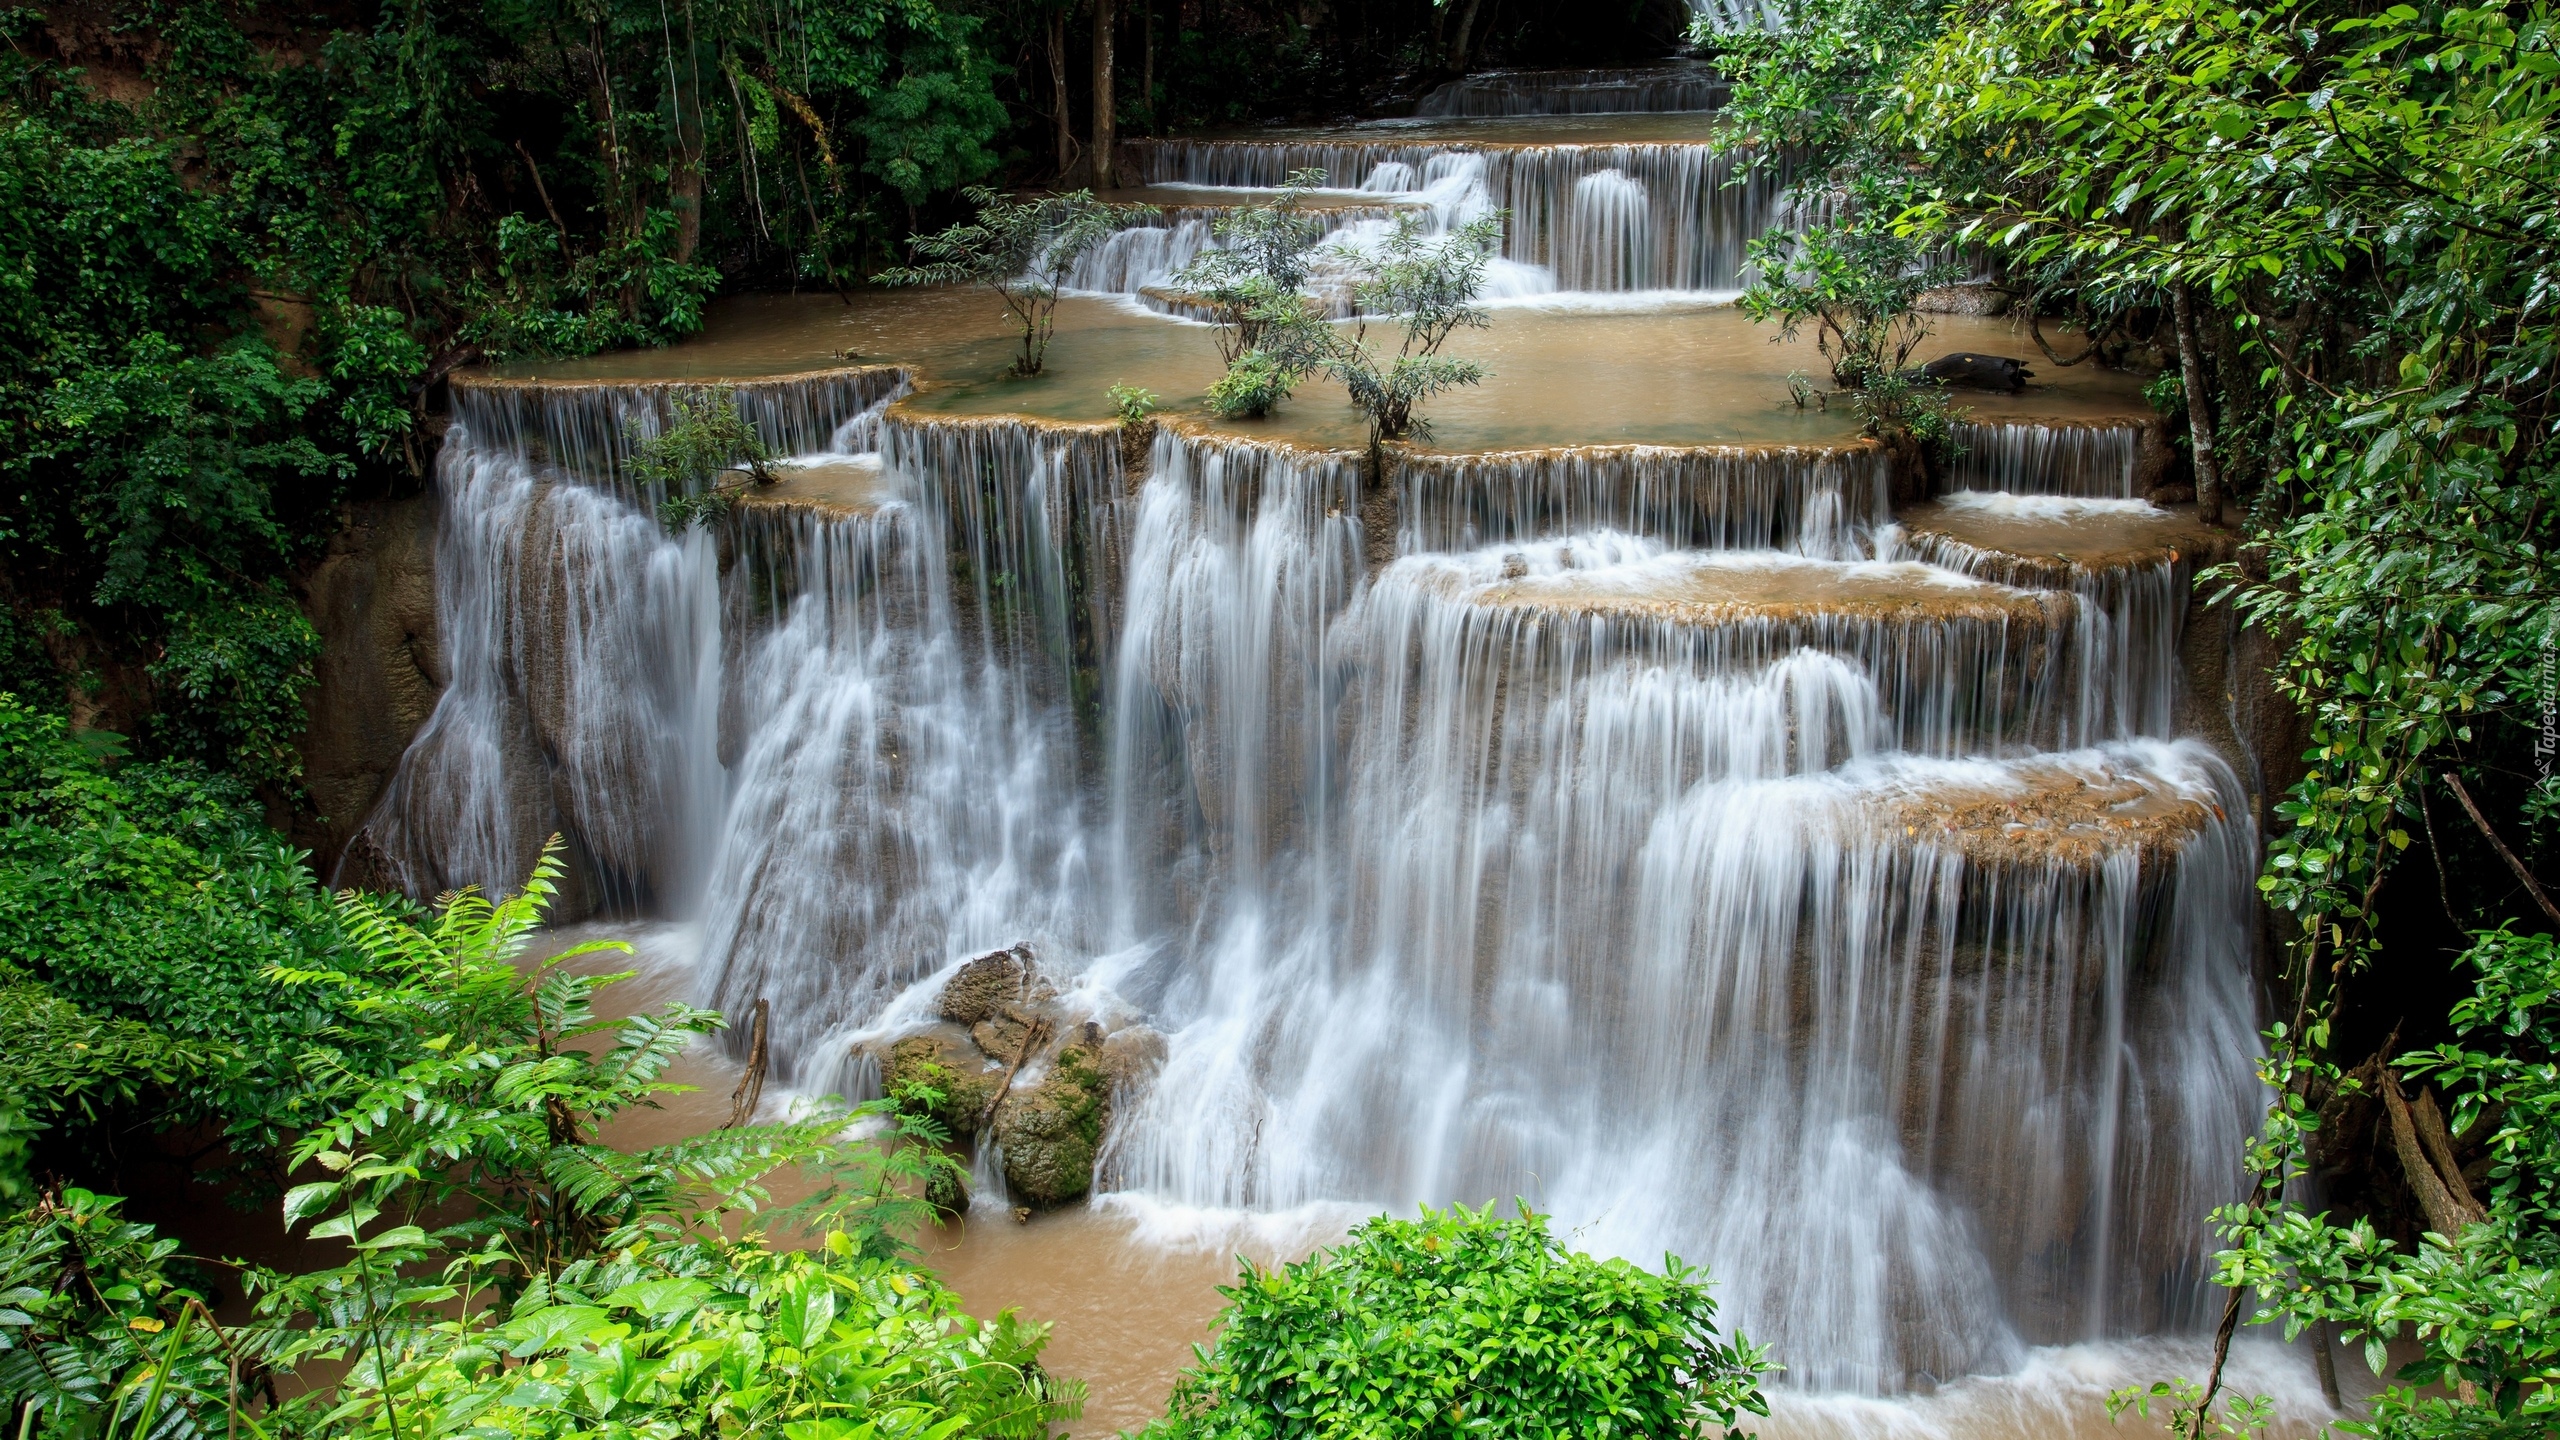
xmin=2203 ymin=925 xmax=2560 ymax=1434
xmin=145 ymin=593 xmax=324 ymax=791
xmin=320 ymin=1232 xmax=1084 ymax=1440
xmin=0 ymin=0 xmax=1012 ymax=793
xmin=874 ymin=188 xmax=1152 ymax=377
xmin=1850 ymin=371 xmax=1966 ymax=466
xmin=1144 ymin=1204 xmax=1770 ymax=1440
xmin=1109 ymin=384 xmax=1161 ymax=426
xmin=0 ymin=1188 xmax=241 ymax=1440
xmin=1204 ymin=347 xmax=1310 ymax=422
xmin=1693 ymin=0 xmax=1947 ymax=179
xmin=1268 ymin=213 xmax=1501 ymax=447
xmin=1171 ymin=168 xmax=1333 ymax=368
xmin=1740 ymin=222 xmax=1960 ymax=389
xmin=628 ymin=387 xmax=778 ymax=534
xmin=0 ymin=695 xmax=373 ymax=1165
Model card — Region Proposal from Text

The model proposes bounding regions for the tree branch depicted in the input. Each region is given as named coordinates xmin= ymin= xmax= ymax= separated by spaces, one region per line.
xmin=2443 ymin=771 xmax=2560 ymax=926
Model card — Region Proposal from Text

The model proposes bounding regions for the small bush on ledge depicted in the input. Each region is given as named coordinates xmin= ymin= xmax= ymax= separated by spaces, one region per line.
xmin=1142 ymin=1202 xmax=1772 ymax=1440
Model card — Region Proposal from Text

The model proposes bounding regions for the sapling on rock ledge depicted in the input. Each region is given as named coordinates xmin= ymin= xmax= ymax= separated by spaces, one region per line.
xmin=1742 ymin=219 xmax=1961 ymax=388
xmin=629 ymin=386 xmax=777 ymax=534
xmin=874 ymin=186 xmax=1154 ymax=378
xmin=1275 ymin=211 xmax=1503 ymax=449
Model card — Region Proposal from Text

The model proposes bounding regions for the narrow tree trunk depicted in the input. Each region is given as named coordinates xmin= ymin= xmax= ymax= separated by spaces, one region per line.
xmin=1443 ymin=0 xmax=1484 ymax=73
xmin=1141 ymin=0 xmax=1156 ymax=135
xmin=669 ymin=0 xmax=708 ymax=265
xmin=2382 ymin=1067 xmax=2485 ymax=1235
xmin=1049 ymin=7 xmax=1078 ymax=182
xmin=1091 ymin=0 xmax=1118 ymax=190
xmin=2171 ymin=285 xmax=2223 ymax=525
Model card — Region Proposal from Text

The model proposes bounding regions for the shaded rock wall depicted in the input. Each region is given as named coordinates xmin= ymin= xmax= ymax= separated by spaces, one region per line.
xmin=295 ymin=496 xmax=442 ymax=874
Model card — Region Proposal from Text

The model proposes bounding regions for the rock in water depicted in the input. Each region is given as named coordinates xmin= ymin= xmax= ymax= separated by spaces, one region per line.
xmin=1919 ymin=352 xmax=2034 ymax=392
xmin=877 ymin=1029 xmax=1001 ymax=1135
xmin=937 ymin=943 xmax=1035 ymax=1025
xmin=995 ymin=1044 xmax=1112 ymax=1208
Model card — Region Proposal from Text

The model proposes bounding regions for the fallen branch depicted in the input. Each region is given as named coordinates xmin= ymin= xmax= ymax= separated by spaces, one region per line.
xmin=724 ymin=998 xmax=769 ymax=1128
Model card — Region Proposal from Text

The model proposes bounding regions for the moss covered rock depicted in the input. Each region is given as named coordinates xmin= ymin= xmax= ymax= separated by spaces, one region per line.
xmin=994 ymin=1044 xmax=1110 ymax=1209
xmin=878 ymin=1029 xmax=999 ymax=1136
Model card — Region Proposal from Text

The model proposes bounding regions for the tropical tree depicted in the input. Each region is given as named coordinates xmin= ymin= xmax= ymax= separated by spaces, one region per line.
xmin=875 ymin=188 xmax=1154 ymax=376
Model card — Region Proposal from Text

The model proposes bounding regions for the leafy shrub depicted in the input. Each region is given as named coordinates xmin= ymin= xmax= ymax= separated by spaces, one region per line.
xmin=0 ymin=695 xmax=373 ymax=1168
xmin=1204 ymin=349 xmax=1305 ymax=421
xmin=1850 ymin=371 xmax=1965 ymax=466
xmin=1110 ymin=383 xmax=1161 ymax=425
xmin=1269 ymin=213 xmax=1502 ymax=448
xmin=1740 ymin=220 xmax=1960 ymax=388
xmin=875 ymin=188 xmax=1154 ymax=377
xmin=1172 ymin=168 xmax=1333 ymax=368
xmin=632 ymin=387 xmax=778 ymax=534
xmin=332 ymin=1233 xmax=1084 ymax=1440
xmin=1144 ymin=1204 xmax=1770 ymax=1440
xmin=0 ymin=1188 xmax=241 ymax=1435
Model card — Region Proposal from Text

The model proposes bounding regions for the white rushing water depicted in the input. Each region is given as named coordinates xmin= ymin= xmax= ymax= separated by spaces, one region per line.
xmin=1086 ymin=133 xmax=1801 ymax=299
xmin=358 ymin=383 xmax=2266 ymax=1404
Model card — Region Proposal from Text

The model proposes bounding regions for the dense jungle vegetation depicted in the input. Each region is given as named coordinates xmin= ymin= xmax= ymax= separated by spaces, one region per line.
xmin=3 ymin=0 xmax=2559 ymax=1436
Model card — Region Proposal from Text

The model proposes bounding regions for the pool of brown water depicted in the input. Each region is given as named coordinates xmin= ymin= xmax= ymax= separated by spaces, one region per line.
xmin=482 ymin=292 xmax=2148 ymax=454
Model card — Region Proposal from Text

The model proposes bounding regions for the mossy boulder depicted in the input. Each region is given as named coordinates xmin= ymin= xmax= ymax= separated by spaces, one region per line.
xmin=994 ymin=1044 xmax=1111 ymax=1209
xmin=878 ymin=1029 xmax=999 ymax=1136
xmin=937 ymin=945 xmax=1031 ymax=1026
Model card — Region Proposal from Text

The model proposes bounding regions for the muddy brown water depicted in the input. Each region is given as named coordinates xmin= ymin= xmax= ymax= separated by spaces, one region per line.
xmin=481 ymin=292 xmax=2147 ymax=455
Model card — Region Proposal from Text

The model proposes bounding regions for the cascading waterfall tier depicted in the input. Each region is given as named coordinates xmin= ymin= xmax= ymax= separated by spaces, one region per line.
xmin=1125 ymin=135 xmax=1798 ymax=292
xmin=372 ymin=362 xmax=2262 ymax=1403
xmin=1413 ymin=64 xmax=1728 ymax=117
xmin=1393 ymin=442 xmax=1891 ymax=554
xmin=451 ymin=367 xmax=908 ymax=487
xmin=1883 ymin=493 xmax=2231 ymax=744
xmin=1102 ymin=431 xmax=2259 ymax=1392
xmin=1948 ymin=419 xmax=2145 ymax=498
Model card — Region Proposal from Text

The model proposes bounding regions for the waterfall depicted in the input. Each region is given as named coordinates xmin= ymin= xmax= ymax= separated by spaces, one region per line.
xmin=1098 ymin=430 xmax=2259 ymax=1390
xmin=1881 ymin=493 xmax=2203 ymax=744
xmin=1557 ymin=168 xmax=1655 ymax=292
xmin=1392 ymin=443 xmax=1891 ymax=554
xmin=1126 ymin=137 xmax=1797 ymax=293
xmin=347 ymin=431 xmax=725 ymax=911
xmin=1414 ymin=65 xmax=1729 ymax=118
xmin=1948 ymin=420 xmax=2144 ymax=498
xmin=369 ymin=374 xmax=2265 ymax=1400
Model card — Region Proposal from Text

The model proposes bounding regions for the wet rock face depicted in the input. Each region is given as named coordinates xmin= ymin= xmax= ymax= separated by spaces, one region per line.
xmin=861 ymin=945 xmax=1163 ymax=1210
xmin=995 ymin=1044 xmax=1111 ymax=1208
xmin=1918 ymin=352 xmax=2034 ymax=392
xmin=938 ymin=944 xmax=1036 ymax=1026
xmin=297 ymin=496 xmax=443 ymax=873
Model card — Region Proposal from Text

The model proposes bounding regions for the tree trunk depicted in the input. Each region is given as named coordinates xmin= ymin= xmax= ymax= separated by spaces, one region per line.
xmin=1049 ymin=7 xmax=1079 ymax=182
xmin=2171 ymin=285 xmax=2223 ymax=525
xmin=1443 ymin=0 xmax=1484 ymax=73
xmin=1091 ymin=0 xmax=1118 ymax=190
xmin=2382 ymin=1067 xmax=2486 ymax=1236
xmin=669 ymin=0 xmax=708 ymax=265
xmin=1141 ymin=0 xmax=1156 ymax=135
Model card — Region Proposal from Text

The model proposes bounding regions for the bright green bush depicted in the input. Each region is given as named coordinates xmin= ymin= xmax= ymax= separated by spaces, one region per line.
xmin=1146 ymin=1204 xmax=1770 ymax=1440
xmin=0 ymin=695 xmax=373 ymax=1166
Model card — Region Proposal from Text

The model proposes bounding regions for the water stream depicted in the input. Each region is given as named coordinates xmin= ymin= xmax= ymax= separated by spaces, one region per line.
xmin=353 ymin=91 xmax=2312 ymax=1436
